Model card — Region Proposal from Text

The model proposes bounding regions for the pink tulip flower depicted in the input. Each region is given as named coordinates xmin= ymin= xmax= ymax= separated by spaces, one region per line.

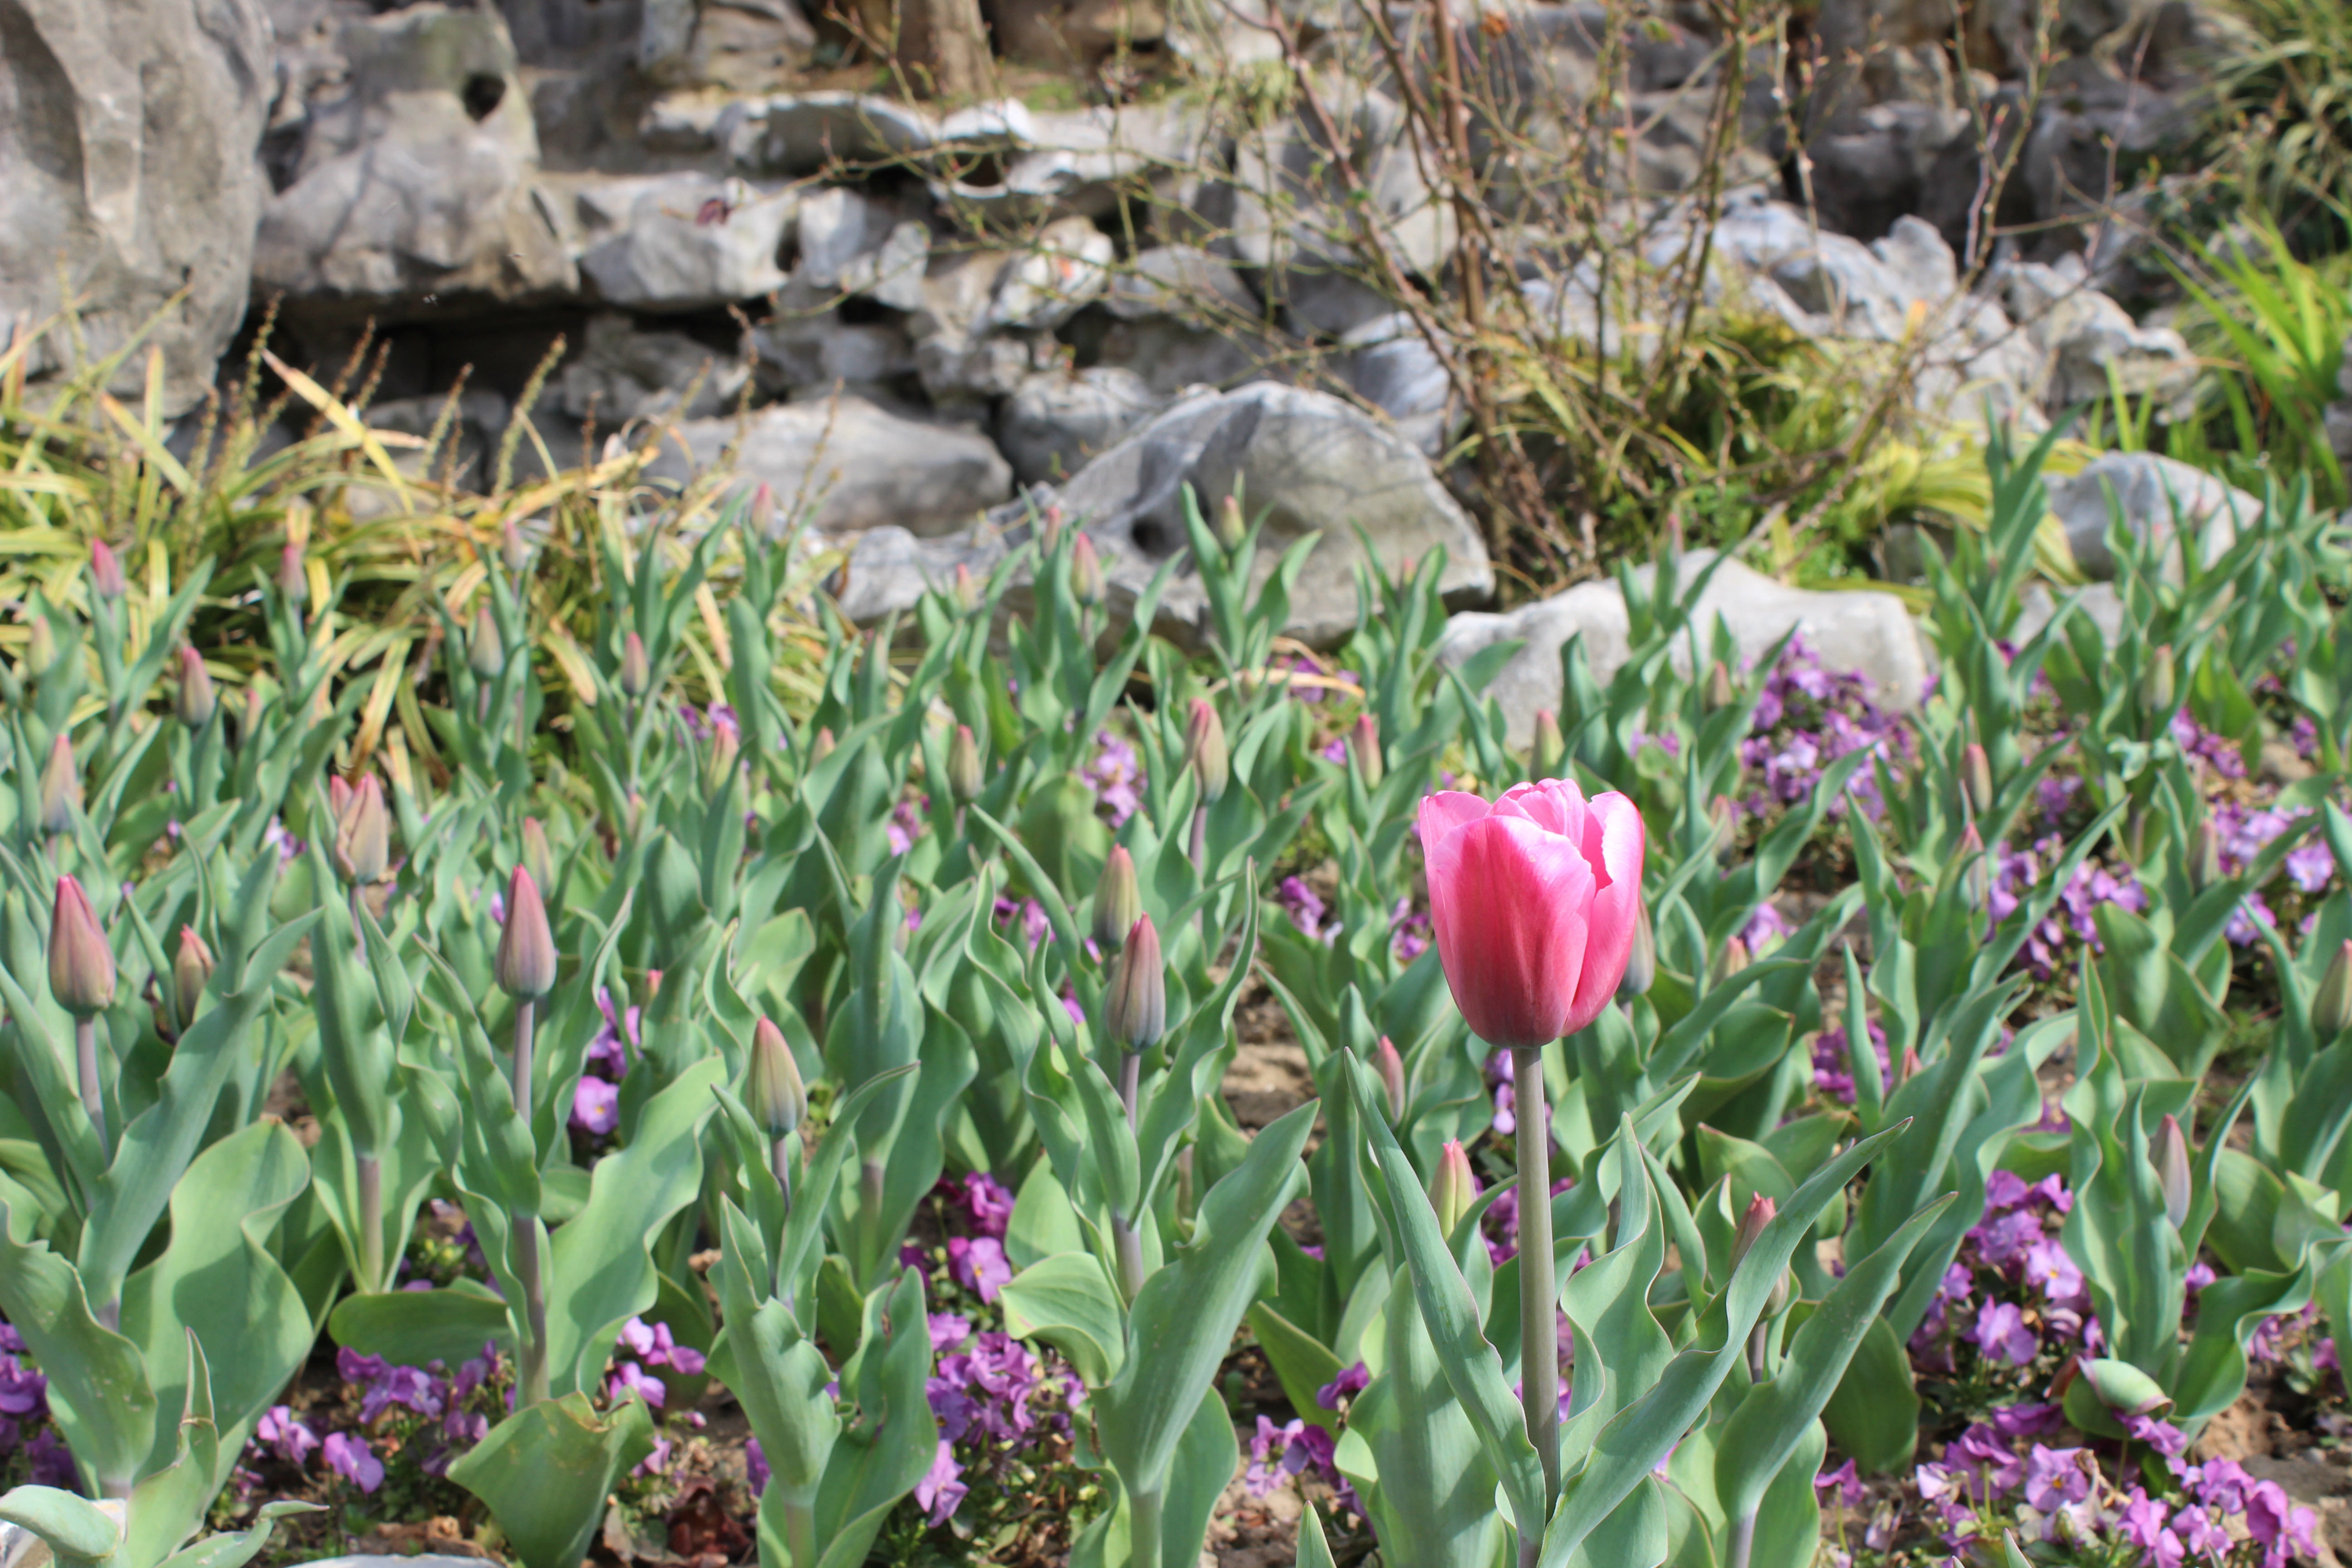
xmin=1417 ymin=779 xmax=1645 ymax=1048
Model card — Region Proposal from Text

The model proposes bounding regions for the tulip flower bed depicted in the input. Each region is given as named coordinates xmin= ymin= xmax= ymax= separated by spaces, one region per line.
xmin=1 ymin=430 xmax=2351 ymax=1568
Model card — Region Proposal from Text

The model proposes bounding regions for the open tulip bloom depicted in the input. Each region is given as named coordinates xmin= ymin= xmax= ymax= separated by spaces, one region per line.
xmin=1416 ymin=778 xmax=1645 ymax=1535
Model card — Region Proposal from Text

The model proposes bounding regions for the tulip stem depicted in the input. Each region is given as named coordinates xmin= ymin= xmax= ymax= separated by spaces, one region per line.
xmin=1725 ymin=1513 xmax=1757 ymax=1568
xmin=1117 ymin=1048 xmax=1140 ymax=1127
xmin=74 ymin=1016 xmax=107 ymax=1156
xmin=514 ymin=1219 xmax=551 ymax=1406
xmin=1513 ymin=1044 xmax=1561 ymax=1536
xmin=771 ymin=1137 xmax=794 ymax=1221
xmin=511 ymin=999 xmax=537 ymax=1122
xmin=358 ymin=1152 xmax=385 ymax=1291
xmin=784 ymin=1502 xmax=817 ymax=1566
xmin=1130 ymin=1485 xmax=1161 ymax=1568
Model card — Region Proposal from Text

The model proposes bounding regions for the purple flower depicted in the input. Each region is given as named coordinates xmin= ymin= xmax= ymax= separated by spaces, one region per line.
xmin=2227 ymin=892 xmax=2278 ymax=947
xmin=617 ymin=1317 xmax=706 ymax=1376
xmin=609 ymin=1360 xmax=667 ymax=1410
xmin=587 ymin=987 xmax=641 ymax=1078
xmin=929 ymin=1314 xmax=974 ymax=1356
xmin=256 ymin=1406 xmax=319 ymax=1465
xmin=357 ymin=1363 xmax=444 ymax=1425
xmin=2247 ymin=1478 xmax=2318 ymax=1568
xmin=2023 ymin=1236 xmax=2087 ymax=1311
xmin=2121 ymin=1489 xmax=2181 ymax=1566
xmin=1742 ymin=902 xmax=1795 ymax=953
xmin=746 ymin=1437 xmax=771 ymax=1497
xmin=946 ymin=1237 xmax=1012 ymax=1304
xmin=2021 ymin=1445 xmax=2096 ymax=1513
xmin=2286 ymin=842 xmax=2336 ymax=894
xmin=0 ymin=1352 xmax=47 ymax=1416
xmin=1276 ymin=876 xmax=1333 ymax=942
xmin=1083 ymin=732 xmax=1145 ymax=828
xmin=323 ymin=1432 xmax=384 ymax=1493
xmin=336 ymin=1347 xmax=390 ymax=1387
xmin=1814 ymin=1457 xmax=1864 ymax=1511
xmin=1243 ymin=1416 xmax=1339 ymax=1497
xmin=1972 ymin=1301 xmax=2038 ymax=1367
xmin=1990 ymin=1402 xmax=2061 ymax=1440
xmin=956 ymin=1173 xmax=1015 ymax=1240
xmin=994 ymin=897 xmax=1052 ymax=950
xmin=1317 ymin=1363 xmax=1369 ymax=1411
xmin=2177 ymin=1504 xmax=2232 ymax=1559
xmin=26 ymin=1428 xmax=74 ymax=1490
xmin=915 ymin=1440 xmax=967 ymax=1524
xmin=571 ymin=1074 xmax=620 ymax=1135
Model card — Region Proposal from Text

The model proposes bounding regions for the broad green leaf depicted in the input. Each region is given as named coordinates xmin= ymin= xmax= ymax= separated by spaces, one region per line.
xmin=328 ymin=1282 xmax=515 ymax=1369
xmin=0 ymin=1201 xmax=157 ymax=1495
xmin=447 ymin=1392 xmax=655 ymax=1568
xmin=1002 ymin=1251 xmax=1127 ymax=1386
xmin=1820 ymin=1318 xmax=1919 ymax=1474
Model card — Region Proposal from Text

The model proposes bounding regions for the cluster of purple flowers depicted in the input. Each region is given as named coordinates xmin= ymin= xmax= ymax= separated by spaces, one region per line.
xmin=1389 ymin=898 xmax=1432 ymax=963
xmin=610 ymin=1316 xmax=710 ymax=1474
xmin=1912 ymin=1171 xmax=2090 ymax=1371
xmin=1985 ymin=833 xmax=2150 ymax=977
xmin=1244 ymin=1364 xmax=1367 ymax=1509
xmin=2173 ymin=710 xmax=2250 ymax=782
xmin=1083 ymin=730 xmax=1144 ymax=827
xmin=1733 ymin=637 xmax=1910 ymax=824
xmin=1809 ymin=1020 xmax=1891 ymax=1104
xmin=1275 ymin=876 xmax=1334 ymax=942
xmin=945 ymin=1171 xmax=1015 ymax=1303
xmin=250 ymin=1343 xmax=506 ymax=1492
xmin=570 ymin=986 xmax=643 ymax=1138
xmin=0 ymin=1321 xmax=73 ymax=1489
xmin=886 ymin=794 xmax=929 ymax=857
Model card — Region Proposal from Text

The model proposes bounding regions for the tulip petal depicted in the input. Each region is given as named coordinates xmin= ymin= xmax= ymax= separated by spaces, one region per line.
xmin=1563 ymin=792 xmax=1647 ymax=1034
xmin=1426 ymin=813 xmax=1597 ymax=1049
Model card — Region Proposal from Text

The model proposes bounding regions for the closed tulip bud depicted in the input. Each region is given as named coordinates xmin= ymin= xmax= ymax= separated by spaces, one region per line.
xmin=1349 ymin=713 xmax=1384 ymax=789
xmin=750 ymin=482 xmax=778 ymax=538
xmin=1705 ymin=660 xmax=1735 ymax=712
xmin=1962 ymin=742 xmax=1994 ymax=818
xmin=1896 ymin=1044 xmax=1924 ymax=1087
xmin=703 ymin=725 xmax=740 ymax=794
xmin=334 ymin=774 xmax=391 ymax=884
xmin=501 ymin=520 xmax=532 ymax=575
xmin=2315 ymin=939 xmax=2352 ymax=1038
xmin=48 ymin=876 xmax=115 ymax=1017
xmin=1093 ymin=845 xmax=1142 ymax=954
xmin=173 ymin=925 xmax=215 ymax=1026
xmin=495 ymin=866 xmax=557 ymax=1000
xmin=1710 ymin=935 xmax=1750 ymax=988
xmin=2189 ymin=818 xmax=2221 ymax=892
xmin=1530 ymin=708 xmax=1564 ymax=780
xmin=2142 ymin=644 xmax=2176 ymax=714
xmin=948 ymin=724 xmax=983 ymax=804
xmin=2154 ymin=1112 xmax=2192 ymax=1229
xmin=1039 ymin=504 xmax=1063 ymax=553
xmin=1431 ymin=1139 xmax=1479 ymax=1235
xmin=521 ymin=818 xmax=555 ymax=895
xmin=1071 ymin=533 xmax=1105 ymax=606
xmin=1215 ymin=494 xmax=1245 ymax=550
xmin=619 ymin=631 xmax=649 ymax=698
xmin=1105 ymin=914 xmax=1166 ymax=1052
xmin=176 ymin=647 xmax=216 ymax=728
xmin=1186 ymin=699 xmax=1228 ymax=804
xmin=1959 ymin=823 xmax=1990 ymax=910
xmin=468 ymin=605 xmax=503 ymax=680
xmin=90 ymin=540 xmax=126 ymax=600
xmin=328 ymin=774 xmax=354 ymax=823
xmin=954 ymin=562 xmax=980 ymax=610
xmin=25 ymin=617 xmax=56 ymax=677
xmin=747 ymin=1016 xmax=806 ymax=1137
xmin=1617 ymin=897 xmax=1656 ymax=998
xmin=810 ymin=726 xmax=835 ymax=764
xmin=1376 ymin=1036 xmax=1406 ymax=1123
xmin=1730 ymin=1191 xmax=1775 ymax=1269
xmin=279 ymin=542 xmax=309 ymax=604
xmin=39 ymin=733 xmax=80 ymax=835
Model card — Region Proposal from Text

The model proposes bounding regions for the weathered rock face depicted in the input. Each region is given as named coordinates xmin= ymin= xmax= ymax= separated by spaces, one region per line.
xmin=2045 ymin=452 xmax=2259 ymax=581
xmin=556 ymin=312 xmax=750 ymax=424
xmin=0 ymin=0 xmax=274 ymax=415
xmin=1435 ymin=550 xmax=1930 ymax=746
xmin=254 ymin=5 xmax=576 ymax=305
xmin=574 ymin=174 xmax=795 ymax=308
xmin=995 ymin=366 xmax=1161 ymax=485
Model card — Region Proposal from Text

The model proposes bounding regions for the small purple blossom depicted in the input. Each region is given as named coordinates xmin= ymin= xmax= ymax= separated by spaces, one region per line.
xmin=946 ymin=1236 xmax=1011 ymax=1303
xmin=323 ymin=1431 xmax=384 ymax=1493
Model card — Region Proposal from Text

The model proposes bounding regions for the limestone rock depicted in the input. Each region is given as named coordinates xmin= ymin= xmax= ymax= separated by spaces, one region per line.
xmin=556 ymin=313 xmax=750 ymax=425
xmin=793 ymin=188 xmax=930 ymax=310
xmin=996 ymin=367 xmax=1163 ymax=485
xmin=2044 ymin=452 xmax=2260 ymax=581
xmin=2004 ymin=255 xmax=2198 ymax=416
xmin=578 ymin=175 xmax=795 ymax=309
xmin=646 ymin=396 xmax=1011 ymax=535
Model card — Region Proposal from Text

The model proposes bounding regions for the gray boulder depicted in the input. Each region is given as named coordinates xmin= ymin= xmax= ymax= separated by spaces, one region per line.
xmin=0 ymin=0 xmax=274 ymax=414
xmin=1435 ymin=550 xmax=1930 ymax=747
xmin=646 ymin=396 xmax=1011 ymax=535
xmin=793 ymin=187 xmax=930 ymax=310
xmin=556 ymin=313 xmax=750 ymax=425
xmin=638 ymin=0 xmax=816 ymax=91
xmin=578 ymin=175 xmax=796 ymax=308
xmin=2003 ymin=254 xmax=2197 ymax=416
xmin=253 ymin=5 xmax=575 ymax=304
xmin=996 ymin=367 xmax=1163 ymax=485
xmin=2045 ymin=452 xmax=2259 ymax=581
xmin=1340 ymin=313 xmax=1454 ymax=456
xmin=839 ymin=382 xmax=1494 ymax=647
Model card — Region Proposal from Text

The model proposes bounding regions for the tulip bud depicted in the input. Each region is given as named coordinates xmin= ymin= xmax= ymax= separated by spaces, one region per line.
xmin=1349 ymin=713 xmax=1384 ymax=789
xmin=1617 ymin=898 xmax=1656 ymax=998
xmin=1431 ymin=1139 xmax=1479 ymax=1235
xmin=48 ymin=876 xmax=115 ymax=1017
xmin=1958 ymin=822 xmax=1990 ymax=910
xmin=175 ymin=647 xmax=217 ymax=729
xmin=495 ymin=866 xmax=557 ymax=1000
xmin=1531 ymin=709 xmax=1564 ymax=780
xmin=1093 ymin=845 xmax=1142 ymax=955
xmin=703 ymin=724 xmax=740 ymax=794
xmin=2154 ymin=1113 xmax=2191 ymax=1229
xmin=948 ymin=724 xmax=983 ymax=804
xmin=1375 ymin=1036 xmax=1406 ymax=1123
xmin=520 ymin=818 xmax=555 ymax=895
xmin=1709 ymin=936 xmax=1749 ymax=988
xmin=90 ymin=540 xmax=126 ymax=601
xmin=1105 ymin=914 xmax=1166 ymax=1052
xmin=173 ymin=925 xmax=215 ymax=1027
xmin=501 ymin=520 xmax=532 ymax=576
xmin=619 ymin=631 xmax=649 ymax=698
xmin=750 ymin=483 xmax=778 ymax=538
xmin=279 ymin=542 xmax=309 ymax=604
xmin=2188 ymin=818 xmax=2221 ymax=892
xmin=1071 ymin=533 xmax=1105 ymax=607
xmin=954 ymin=562 xmax=980 ymax=611
xmin=2315 ymin=939 xmax=2352 ymax=1038
xmin=468 ymin=604 xmax=503 ymax=681
xmin=747 ymin=1016 xmax=806 ymax=1138
xmin=1731 ymin=1191 xmax=1789 ymax=1313
xmin=25 ymin=617 xmax=56 ymax=677
xmin=1039 ymin=503 xmax=1063 ymax=553
xmin=810 ymin=726 xmax=835 ymax=764
xmin=328 ymin=774 xmax=354 ymax=823
xmin=1962 ymin=742 xmax=1994 ymax=818
xmin=334 ymin=774 xmax=391 ymax=884
xmin=1215 ymin=494 xmax=1245 ymax=550
xmin=1186 ymin=699 xmax=1228 ymax=804
xmin=2142 ymin=644 xmax=2176 ymax=715
xmin=1896 ymin=1044 xmax=1924 ymax=1087
xmin=34 ymin=731 xmax=82 ymax=838
xmin=1705 ymin=660 xmax=1735 ymax=712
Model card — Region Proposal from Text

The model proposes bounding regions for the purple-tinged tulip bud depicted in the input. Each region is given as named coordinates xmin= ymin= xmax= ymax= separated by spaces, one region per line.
xmin=1375 ymin=1036 xmax=1406 ymax=1123
xmin=90 ymin=541 xmax=127 ymax=600
xmin=521 ymin=818 xmax=555 ymax=896
xmin=747 ymin=1016 xmax=805 ymax=1138
xmin=24 ymin=617 xmax=56 ymax=677
xmin=1731 ymin=1191 xmax=1775 ymax=1269
xmin=174 ymin=926 xmax=215 ymax=1027
xmin=1186 ymin=699 xmax=1228 ymax=804
xmin=1531 ymin=708 xmax=1563 ymax=780
xmin=502 ymin=520 xmax=532 ymax=575
xmin=1961 ymin=742 xmax=1994 ymax=818
xmin=328 ymin=774 xmax=354 ymax=823
xmin=1093 ymin=845 xmax=1142 ymax=955
xmin=1705 ymin=660 xmax=1735 ymax=712
xmin=279 ymin=543 xmax=309 ymax=605
xmin=703 ymin=724 xmax=740 ymax=795
xmin=334 ymin=775 xmax=391 ymax=884
xmin=1709 ymin=936 xmax=1749 ymax=989
xmin=750 ymin=482 xmax=777 ymax=539
xmin=1349 ymin=713 xmax=1384 ymax=789
xmin=1215 ymin=494 xmax=1245 ymax=550
xmin=1897 ymin=1044 xmax=1924 ymax=1087
xmin=619 ymin=631 xmax=649 ymax=698
xmin=176 ymin=647 xmax=217 ymax=729
xmin=953 ymin=562 xmax=980 ymax=611
xmin=2316 ymin=940 xmax=2352 ymax=1039
xmin=49 ymin=876 xmax=115 ymax=1017
xmin=809 ymin=726 xmax=835 ymax=764
xmin=948 ymin=724 xmax=983 ymax=805
xmin=1617 ymin=898 xmax=1655 ymax=999
xmin=495 ymin=867 xmax=557 ymax=1000
xmin=2154 ymin=1113 xmax=2191 ymax=1229
xmin=469 ymin=604 xmax=504 ymax=681
xmin=39 ymin=734 xmax=80 ymax=836
xmin=1431 ymin=1139 xmax=1479 ymax=1235
xmin=1071 ymin=533 xmax=1105 ymax=607
xmin=1038 ymin=504 xmax=1063 ymax=554
xmin=2188 ymin=818 xmax=2221 ymax=892
xmin=1106 ymin=914 xmax=1166 ymax=1052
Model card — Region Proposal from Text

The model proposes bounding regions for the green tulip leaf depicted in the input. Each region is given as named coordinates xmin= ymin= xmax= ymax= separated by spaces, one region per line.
xmin=447 ymin=1392 xmax=655 ymax=1568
